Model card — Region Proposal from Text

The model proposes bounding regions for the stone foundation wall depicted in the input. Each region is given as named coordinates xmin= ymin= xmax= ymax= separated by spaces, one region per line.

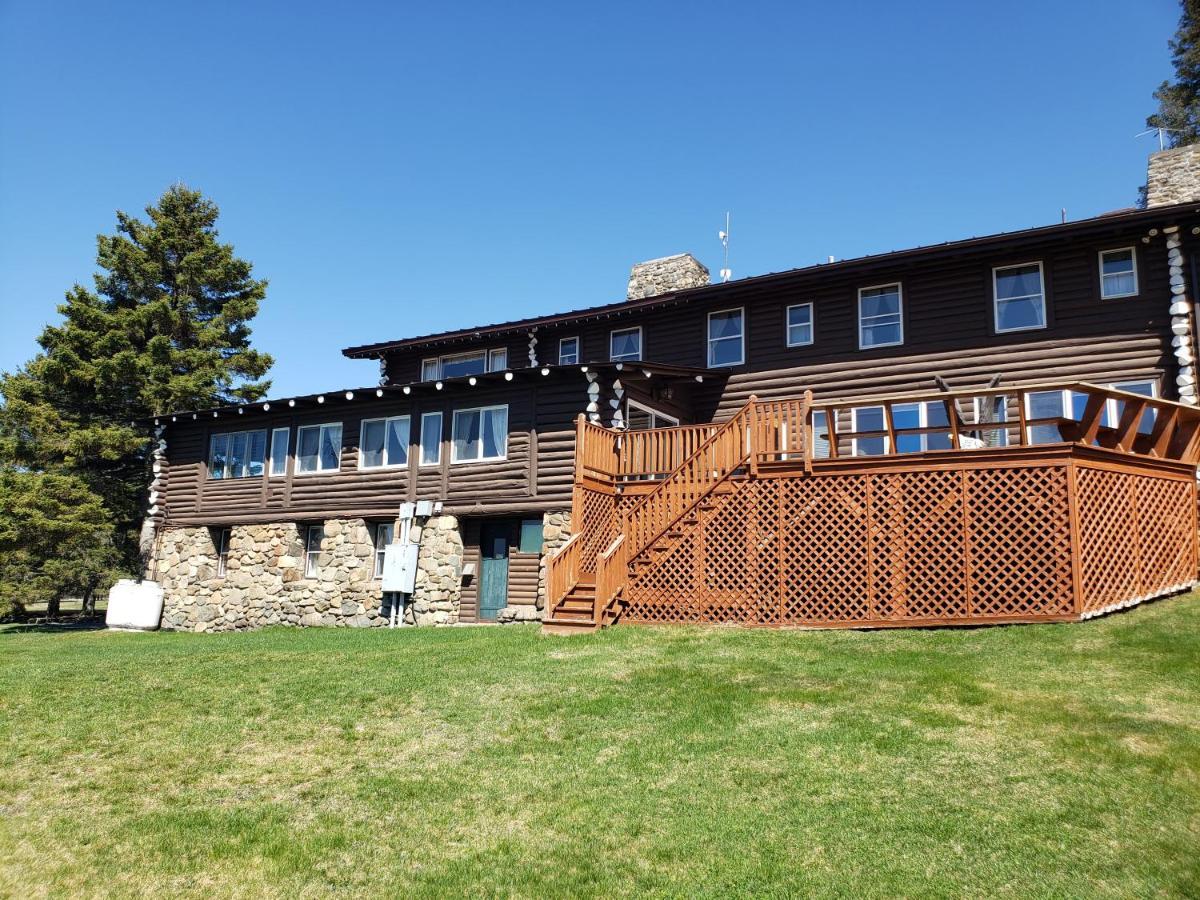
xmin=156 ymin=515 xmax=465 ymax=632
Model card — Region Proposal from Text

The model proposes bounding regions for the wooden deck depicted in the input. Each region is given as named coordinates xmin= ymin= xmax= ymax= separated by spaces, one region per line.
xmin=544 ymin=383 xmax=1200 ymax=633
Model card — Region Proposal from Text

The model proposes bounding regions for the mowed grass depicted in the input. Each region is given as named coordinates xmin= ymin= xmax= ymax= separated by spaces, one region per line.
xmin=2 ymin=597 xmax=1199 ymax=899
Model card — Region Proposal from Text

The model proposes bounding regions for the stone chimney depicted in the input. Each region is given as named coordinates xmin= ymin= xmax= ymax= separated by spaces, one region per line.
xmin=1146 ymin=145 xmax=1200 ymax=207
xmin=626 ymin=253 xmax=710 ymax=300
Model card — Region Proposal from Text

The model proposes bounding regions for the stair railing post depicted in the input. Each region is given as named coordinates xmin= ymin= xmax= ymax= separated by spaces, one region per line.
xmin=748 ymin=395 xmax=759 ymax=478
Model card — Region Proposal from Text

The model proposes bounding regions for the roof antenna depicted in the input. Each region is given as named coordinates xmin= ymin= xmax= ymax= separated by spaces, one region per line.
xmin=718 ymin=212 xmax=731 ymax=282
xmin=1136 ymin=126 xmax=1182 ymax=152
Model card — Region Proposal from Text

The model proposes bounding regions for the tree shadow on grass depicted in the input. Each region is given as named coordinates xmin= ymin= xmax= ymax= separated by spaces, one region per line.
xmin=0 ymin=617 xmax=110 ymax=636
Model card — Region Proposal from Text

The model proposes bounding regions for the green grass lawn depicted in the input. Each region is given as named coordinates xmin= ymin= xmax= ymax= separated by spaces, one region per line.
xmin=2 ymin=597 xmax=1199 ymax=898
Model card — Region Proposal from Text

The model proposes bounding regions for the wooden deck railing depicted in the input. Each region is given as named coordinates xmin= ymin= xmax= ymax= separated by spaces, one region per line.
xmin=615 ymin=423 xmax=721 ymax=480
xmin=594 ymin=534 xmax=627 ymax=623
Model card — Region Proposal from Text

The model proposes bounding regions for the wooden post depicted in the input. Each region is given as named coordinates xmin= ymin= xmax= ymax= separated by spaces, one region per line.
xmin=748 ymin=395 xmax=759 ymax=477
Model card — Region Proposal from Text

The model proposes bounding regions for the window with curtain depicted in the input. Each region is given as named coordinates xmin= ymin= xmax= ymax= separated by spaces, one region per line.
xmin=994 ymin=263 xmax=1046 ymax=332
xmin=609 ymin=327 xmax=642 ymax=361
xmin=858 ymin=285 xmax=903 ymax=348
xmin=787 ymin=303 xmax=814 ymax=347
xmin=1099 ymin=248 xmax=1138 ymax=299
xmin=296 ymin=423 xmax=342 ymax=473
xmin=372 ymin=522 xmax=394 ymax=578
xmin=208 ymin=429 xmax=267 ymax=479
xmin=304 ymin=525 xmax=324 ymax=577
xmin=359 ymin=415 xmax=410 ymax=469
xmin=451 ymin=405 xmax=508 ymax=462
xmin=420 ymin=412 xmax=443 ymax=465
xmin=269 ymin=427 xmax=290 ymax=476
xmin=707 ymin=308 xmax=745 ymax=367
xmin=558 ymin=336 xmax=579 ymax=365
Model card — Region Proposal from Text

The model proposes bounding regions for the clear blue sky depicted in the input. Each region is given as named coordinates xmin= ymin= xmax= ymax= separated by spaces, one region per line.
xmin=0 ymin=0 xmax=1185 ymax=396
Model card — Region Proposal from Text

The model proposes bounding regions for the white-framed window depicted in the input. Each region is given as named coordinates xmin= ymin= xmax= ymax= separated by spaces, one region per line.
xmin=994 ymin=262 xmax=1046 ymax=333
xmin=1099 ymin=248 xmax=1138 ymax=299
xmin=216 ymin=527 xmax=232 ymax=577
xmin=269 ymin=427 xmax=290 ymax=477
xmin=786 ymin=303 xmax=814 ymax=347
xmin=420 ymin=411 xmax=443 ymax=466
xmin=625 ymin=399 xmax=679 ymax=431
xmin=858 ymin=284 xmax=903 ymax=349
xmin=707 ymin=308 xmax=745 ymax=367
xmin=852 ymin=406 xmax=888 ymax=456
xmin=359 ymin=415 xmax=411 ymax=469
xmin=295 ymin=423 xmax=342 ymax=474
xmin=420 ymin=348 xmax=508 ymax=381
xmin=304 ymin=525 xmax=324 ymax=578
xmin=558 ymin=336 xmax=580 ymax=365
xmin=811 ymin=409 xmax=831 ymax=459
xmin=1023 ymin=380 xmax=1156 ymax=444
xmin=208 ymin=429 xmax=267 ymax=480
xmin=891 ymin=401 xmax=953 ymax=454
xmin=451 ymin=404 xmax=508 ymax=463
xmin=609 ymin=326 xmax=642 ymax=361
xmin=372 ymin=522 xmax=394 ymax=579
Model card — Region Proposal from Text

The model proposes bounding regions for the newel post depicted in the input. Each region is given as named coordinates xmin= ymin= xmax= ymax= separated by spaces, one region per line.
xmin=573 ymin=413 xmax=586 ymax=486
xmin=748 ymin=394 xmax=759 ymax=478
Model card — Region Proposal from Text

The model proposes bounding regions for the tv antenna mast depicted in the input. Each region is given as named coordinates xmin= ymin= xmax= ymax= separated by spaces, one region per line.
xmin=1136 ymin=126 xmax=1183 ymax=151
xmin=718 ymin=212 xmax=731 ymax=282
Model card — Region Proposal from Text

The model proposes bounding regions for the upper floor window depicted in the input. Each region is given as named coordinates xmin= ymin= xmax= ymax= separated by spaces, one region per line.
xmin=296 ymin=423 xmax=342 ymax=474
xmin=420 ymin=411 xmax=443 ymax=466
xmin=269 ymin=427 xmax=289 ymax=477
xmin=208 ymin=429 xmax=267 ymax=480
xmin=707 ymin=308 xmax=745 ymax=367
xmin=359 ymin=415 xmax=410 ymax=469
xmin=372 ymin=522 xmax=394 ymax=579
xmin=858 ymin=284 xmax=903 ymax=349
xmin=609 ymin=326 xmax=642 ymax=361
xmin=451 ymin=404 xmax=508 ymax=463
xmin=786 ymin=303 xmax=814 ymax=347
xmin=1099 ymin=248 xmax=1138 ymax=299
xmin=558 ymin=336 xmax=579 ymax=365
xmin=421 ymin=348 xmax=507 ymax=381
xmin=994 ymin=262 xmax=1046 ymax=333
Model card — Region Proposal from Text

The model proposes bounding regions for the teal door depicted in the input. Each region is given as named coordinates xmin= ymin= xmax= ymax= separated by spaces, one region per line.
xmin=479 ymin=522 xmax=510 ymax=622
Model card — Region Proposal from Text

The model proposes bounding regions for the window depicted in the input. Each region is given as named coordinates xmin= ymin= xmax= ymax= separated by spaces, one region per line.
xmin=451 ymin=405 xmax=508 ymax=462
xmin=208 ymin=429 xmax=267 ymax=479
xmin=420 ymin=349 xmax=507 ymax=381
xmin=359 ymin=415 xmax=410 ymax=469
xmin=707 ymin=308 xmax=745 ymax=367
xmin=1109 ymin=380 xmax=1157 ymax=434
xmin=852 ymin=406 xmax=887 ymax=456
xmin=296 ymin=423 xmax=342 ymax=474
xmin=420 ymin=411 xmax=443 ymax=465
xmin=625 ymin=400 xmax=679 ymax=431
xmin=609 ymin=326 xmax=642 ymax=361
xmin=1023 ymin=383 xmax=1157 ymax=444
xmin=811 ymin=409 xmax=831 ymax=459
xmin=558 ymin=336 xmax=579 ymax=365
xmin=304 ymin=525 xmax=324 ymax=577
xmin=518 ymin=519 xmax=543 ymax=554
xmin=269 ymin=427 xmax=290 ymax=477
xmin=891 ymin=401 xmax=953 ymax=453
xmin=372 ymin=522 xmax=394 ymax=579
xmin=858 ymin=284 xmax=903 ymax=349
xmin=972 ymin=395 xmax=1009 ymax=447
xmin=786 ymin=303 xmax=814 ymax=347
xmin=216 ymin=527 xmax=232 ymax=577
xmin=994 ymin=262 xmax=1046 ymax=333
xmin=1099 ymin=248 xmax=1138 ymax=299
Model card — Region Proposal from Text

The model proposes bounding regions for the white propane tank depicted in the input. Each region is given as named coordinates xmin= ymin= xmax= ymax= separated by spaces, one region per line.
xmin=105 ymin=579 xmax=164 ymax=631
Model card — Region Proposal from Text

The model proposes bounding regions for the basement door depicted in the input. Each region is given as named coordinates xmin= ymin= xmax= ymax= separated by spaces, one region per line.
xmin=478 ymin=521 xmax=510 ymax=622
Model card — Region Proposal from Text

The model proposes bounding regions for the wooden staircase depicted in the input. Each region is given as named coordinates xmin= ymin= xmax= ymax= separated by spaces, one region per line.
xmin=543 ymin=393 xmax=811 ymax=635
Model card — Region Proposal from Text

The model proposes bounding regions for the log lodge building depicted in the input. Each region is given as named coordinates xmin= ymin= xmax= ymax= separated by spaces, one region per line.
xmin=150 ymin=147 xmax=1200 ymax=632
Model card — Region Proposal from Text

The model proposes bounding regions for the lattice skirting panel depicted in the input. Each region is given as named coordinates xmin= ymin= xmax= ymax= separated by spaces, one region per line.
xmin=623 ymin=461 xmax=1197 ymax=628
xmin=1076 ymin=464 xmax=1198 ymax=617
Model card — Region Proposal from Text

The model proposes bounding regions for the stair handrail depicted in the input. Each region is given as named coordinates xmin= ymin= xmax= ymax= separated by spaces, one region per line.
xmin=594 ymin=534 xmax=627 ymax=623
xmin=546 ymin=532 xmax=583 ymax=615
xmin=621 ymin=396 xmax=760 ymax=561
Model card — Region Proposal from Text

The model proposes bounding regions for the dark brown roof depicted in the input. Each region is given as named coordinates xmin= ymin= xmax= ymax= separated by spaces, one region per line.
xmin=341 ymin=201 xmax=1200 ymax=359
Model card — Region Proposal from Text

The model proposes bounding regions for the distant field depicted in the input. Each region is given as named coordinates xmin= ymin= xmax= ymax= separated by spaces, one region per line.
xmin=2 ymin=596 xmax=1198 ymax=897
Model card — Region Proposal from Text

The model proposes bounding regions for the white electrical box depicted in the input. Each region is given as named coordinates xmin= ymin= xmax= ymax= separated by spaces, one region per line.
xmin=381 ymin=542 xmax=420 ymax=593
xmin=415 ymin=499 xmax=434 ymax=517
xmin=399 ymin=501 xmax=415 ymax=520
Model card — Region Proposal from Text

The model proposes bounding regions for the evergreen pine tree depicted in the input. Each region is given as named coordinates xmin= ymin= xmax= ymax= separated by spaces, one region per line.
xmin=1149 ymin=0 xmax=1200 ymax=147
